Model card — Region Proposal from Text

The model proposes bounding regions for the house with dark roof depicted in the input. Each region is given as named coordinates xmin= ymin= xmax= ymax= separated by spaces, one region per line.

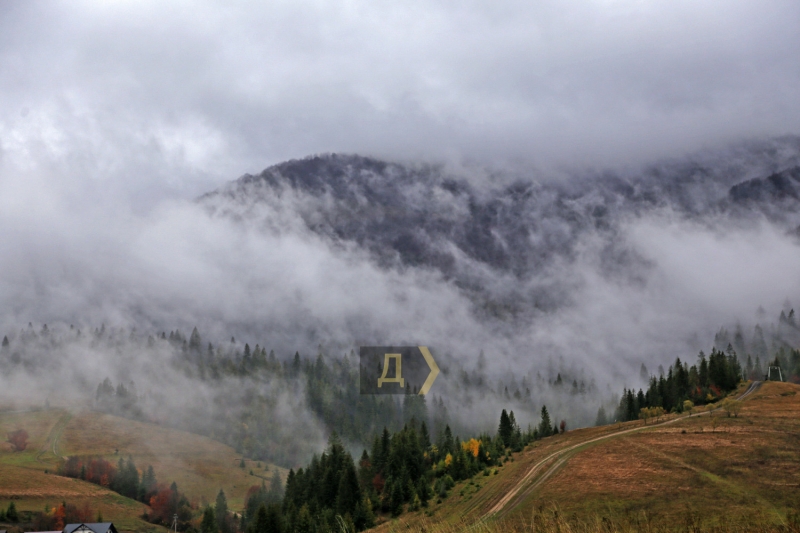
xmin=63 ymin=523 xmax=118 ymax=533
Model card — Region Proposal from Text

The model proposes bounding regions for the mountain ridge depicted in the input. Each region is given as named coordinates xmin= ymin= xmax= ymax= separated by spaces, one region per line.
xmin=201 ymin=140 xmax=800 ymax=321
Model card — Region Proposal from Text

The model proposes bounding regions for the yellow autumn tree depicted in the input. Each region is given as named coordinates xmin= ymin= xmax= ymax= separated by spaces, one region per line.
xmin=461 ymin=438 xmax=480 ymax=458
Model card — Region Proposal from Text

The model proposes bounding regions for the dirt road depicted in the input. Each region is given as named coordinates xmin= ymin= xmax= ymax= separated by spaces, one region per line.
xmin=486 ymin=381 xmax=762 ymax=519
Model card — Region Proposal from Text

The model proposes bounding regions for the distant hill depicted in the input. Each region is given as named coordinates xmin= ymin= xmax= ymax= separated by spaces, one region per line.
xmin=201 ymin=138 xmax=800 ymax=321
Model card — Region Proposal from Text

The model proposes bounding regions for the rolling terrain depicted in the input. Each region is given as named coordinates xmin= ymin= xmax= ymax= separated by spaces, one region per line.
xmin=372 ymin=380 xmax=800 ymax=532
xmin=0 ymin=408 xmax=285 ymax=531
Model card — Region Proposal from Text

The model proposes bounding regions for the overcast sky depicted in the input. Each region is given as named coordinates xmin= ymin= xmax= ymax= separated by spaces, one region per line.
xmin=2 ymin=1 xmax=800 ymax=408
xmin=1 ymin=0 xmax=800 ymax=204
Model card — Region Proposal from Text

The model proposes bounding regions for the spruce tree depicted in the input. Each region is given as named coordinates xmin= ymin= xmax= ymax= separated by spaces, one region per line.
xmin=295 ymin=505 xmax=312 ymax=532
xmin=699 ymin=354 xmax=709 ymax=387
xmin=216 ymin=489 xmax=230 ymax=533
xmin=441 ymin=425 xmax=454 ymax=454
xmin=498 ymin=409 xmax=513 ymax=447
xmin=264 ymin=504 xmax=283 ymax=533
xmin=189 ymin=327 xmax=202 ymax=351
xmin=335 ymin=460 xmax=360 ymax=517
xmin=508 ymin=411 xmax=521 ymax=449
xmin=538 ymin=405 xmax=552 ymax=437
xmin=251 ymin=504 xmax=268 ymax=533
xmin=626 ymin=389 xmax=636 ymax=421
xmin=269 ymin=468 xmax=283 ymax=501
xmin=595 ymin=405 xmax=608 ymax=426
xmin=201 ymin=506 xmax=218 ymax=533
xmin=390 ymin=479 xmax=404 ymax=517
xmin=419 ymin=421 xmax=431 ymax=451
xmin=7 ymin=501 xmax=18 ymax=522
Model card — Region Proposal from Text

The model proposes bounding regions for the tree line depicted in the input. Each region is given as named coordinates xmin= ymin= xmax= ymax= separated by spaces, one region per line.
xmin=612 ymin=347 xmax=743 ymax=423
xmin=59 ymin=455 xmax=197 ymax=530
xmin=229 ymin=402 xmax=567 ymax=533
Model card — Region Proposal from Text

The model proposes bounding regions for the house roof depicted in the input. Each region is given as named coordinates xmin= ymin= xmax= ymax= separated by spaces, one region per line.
xmin=64 ymin=523 xmax=118 ymax=533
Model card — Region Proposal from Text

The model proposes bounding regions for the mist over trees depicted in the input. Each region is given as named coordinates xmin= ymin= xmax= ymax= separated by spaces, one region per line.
xmin=204 ymin=147 xmax=800 ymax=329
xmin=614 ymin=348 xmax=743 ymax=423
xmin=2 ymin=144 xmax=800 ymax=449
xmin=2 ymin=298 xmax=800 ymax=469
xmin=0 ymin=321 xmax=597 ymax=467
xmin=598 ymin=308 xmax=800 ymax=425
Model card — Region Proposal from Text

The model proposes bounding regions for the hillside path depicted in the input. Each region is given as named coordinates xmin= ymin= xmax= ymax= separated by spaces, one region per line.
xmin=485 ymin=381 xmax=762 ymax=519
xmin=36 ymin=410 xmax=71 ymax=464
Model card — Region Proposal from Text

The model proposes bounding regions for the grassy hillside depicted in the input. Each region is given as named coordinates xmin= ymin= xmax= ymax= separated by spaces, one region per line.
xmin=372 ymin=381 xmax=800 ymax=532
xmin=0 ymin=408 xmax=286 ymax=532
xmin=3 ymin=382 xmax=798 ymax=532
xmin=0 ymin=409 xmax=156 ymax=532
xmin=57 ymin=411 xmax=287 ymax=509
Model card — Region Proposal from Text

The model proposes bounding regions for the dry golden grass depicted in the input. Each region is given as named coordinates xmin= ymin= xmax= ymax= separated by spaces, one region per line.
xmin=57 ymin=411 xmax=287 ymax=509
xmin=0 ymin=462 xmax=158 ymax=532
xmin=0 ymin=409 xmax=66 ymax=464
xmin=0 ymin=407 xmax=287 ymax=531
xmin=381 ymin=507 xmax=800 ymax=533
xmin=371 ymin=381 xmax=800 ymax=532
xmin=510 ymin=382 xmax=800 ymax=526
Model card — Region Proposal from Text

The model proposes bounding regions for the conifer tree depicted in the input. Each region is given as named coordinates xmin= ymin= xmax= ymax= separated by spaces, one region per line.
xmin=189 ymin=327 xmax=202 ymax=351
xmin=216 ymin=489 xmax=230 ymax=533
xmin=335 ymin=460 xmax=360 ymax=517
xmin=248 ymin=503 xmax=269 ymax=533
xmin=201 ymin=506 xmax=218 ymax=533
xmin=538 ymin=405 xmax=552 ymax=437
xmin=498 ymin=409 xmax=513 ymax=446
xmin=595 ymin=405 xmax=608 ymax=426
xmin=6 ymin=501 xmax=18 ymax=522
xmin=419 ymin=421 xmax=431 ymax=451
xmin=269 ymin=468 xmax=283 ymax=501
xmin=389 ymin=479 xmax=404 ymax=517
xmin=440 ymin=425 xmax=454 ymax=454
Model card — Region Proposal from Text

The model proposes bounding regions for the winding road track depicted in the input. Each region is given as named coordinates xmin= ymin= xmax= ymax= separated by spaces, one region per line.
xmin=35 ymin=410 xmax=71 ymax=464
xmin=485 ymin=381 xmax=762 ymax=519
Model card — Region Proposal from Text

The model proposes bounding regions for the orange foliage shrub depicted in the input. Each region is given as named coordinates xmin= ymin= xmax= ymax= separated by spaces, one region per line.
xmin=60 ymin=456 xmax=117 ymax=487
xmin=34 ymin=502 xmax=92 ymax=531
xmin=149 ymin=485 xmax=178 ymax=525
